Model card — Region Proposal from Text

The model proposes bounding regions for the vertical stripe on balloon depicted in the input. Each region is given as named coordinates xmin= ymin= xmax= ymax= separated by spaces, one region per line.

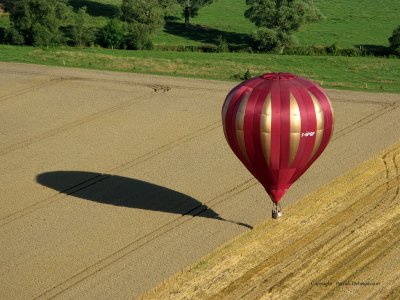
xmin=235 ymin=93 xmax=250 ymax=162
xmin=309 ymin=91 xmax=324 ymax=160
xmin=278 ymin=80 xmax=291 ymax=170
xmin=289 ymin=94 xmax=301 ymax=166
xmin=270 ymin=80 xmax=281 ymax=175
xmin=260 ymin=93 xmax=272 ymax=166
xmin=222 ymin=91 xmax=236 ymax=140
xmin=224 ymin=86 xmax=252 ymax=164
xmin=253 ymin=81 xmax=273 ymax=186
xmin=222 ymin=73 xmax=334 ymax=204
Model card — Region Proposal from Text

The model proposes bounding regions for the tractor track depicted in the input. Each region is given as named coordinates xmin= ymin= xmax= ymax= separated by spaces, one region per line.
xmin=34 ymin=178 xmax=256 ymax=300
xmin=2 ymin=97 xmax=394 ymax=227
xmin=0 ymin=120 xmax=222 ymax=227
xmin=143 ymin=143 xmax=400 ymax=300
xmin=2 ymin=63 xmax=400 ymax=299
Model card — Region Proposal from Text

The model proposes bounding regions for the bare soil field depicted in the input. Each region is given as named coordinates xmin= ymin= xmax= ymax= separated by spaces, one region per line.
xmin=0 ymin=62 xmax=399 ymax=299
xmin=144 ymin=142 xmax=400 ymax=300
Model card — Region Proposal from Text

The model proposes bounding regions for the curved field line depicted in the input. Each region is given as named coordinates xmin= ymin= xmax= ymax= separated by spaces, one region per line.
xmin=332 ymin=101 xmax=400 ymax=140
xmin=0 ymin=97 xmax=144 ymax=156
xmin=0 ymin=80 xmax=61 ymax=104
xmin=142 ymin=143 xmax=400 ymax=300
xmin=33 ymin=178 xmax=256 ymax=300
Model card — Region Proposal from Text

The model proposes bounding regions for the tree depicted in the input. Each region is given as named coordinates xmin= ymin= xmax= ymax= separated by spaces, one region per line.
xmin=245 ymin=0 xmax=324 ymax=52
xmin=101 ymin=19 xmax=125 ymax=49
xmin=71 ymin=7 xmax=95 ymax=47
xmin=125 ymin=22 xmax=154 ymax=50
xmin=158 ymin=0 xmax=181 ymax=16
xmin=176 ymin=0 xmax=214 ymax=29
xmin=8 ymin=0 xmax=72 ymax=46
xmin=389 ymin=25 xmax=400 ymax=56
xmin=120 ymin=0 xmax=164 ymax=32
xmin=119 ymin=0 xmax=164 ymax=49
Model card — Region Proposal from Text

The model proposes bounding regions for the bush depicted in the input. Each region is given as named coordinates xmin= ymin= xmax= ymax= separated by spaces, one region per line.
xmin=70 ymin=6 xmax=96 ymax=47
xmin=251 ymin=28 xmax=296 ymax=53
xmin=216 ymin=35 xmax=229 ymax=52
xmin=251 ymin=28 xmax=278 ymax=52
xmin=101 ymin=19 xmax=125 ymax=49
xmin=5 ymin=27 xmax=24 ymax=45
xmin=389 ymin=25 xmax=400 ymax=56
xmin=243 ymin=69 xmax=252 ymax=80
xmin=153 ymin=44 xmax=218 ymax=52
xmin=124 ymin=23 xmax=153 ymax=50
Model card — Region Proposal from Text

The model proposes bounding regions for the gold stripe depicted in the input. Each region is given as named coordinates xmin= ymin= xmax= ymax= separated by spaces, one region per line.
xmin=289 ymin=94 xmax=301 ymax=166
xmin=310 ymin=92 xmax=325 ymax=159
xmin=236 ymin=93 xmax=250 ymax=162
xmin=260 ymin=93 xmax=272 ymax=166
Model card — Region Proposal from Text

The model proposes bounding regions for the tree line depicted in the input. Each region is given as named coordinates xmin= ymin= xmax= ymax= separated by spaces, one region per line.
xmin=1 ymin=0 xmax=400 ymax=55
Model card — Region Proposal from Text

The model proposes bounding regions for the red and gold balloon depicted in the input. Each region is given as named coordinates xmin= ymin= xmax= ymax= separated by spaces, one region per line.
xmin=222 ymin=72 xmax=334 ymax=216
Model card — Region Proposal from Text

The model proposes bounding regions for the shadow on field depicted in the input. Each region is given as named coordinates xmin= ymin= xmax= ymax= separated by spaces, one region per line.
xmin=164 ymin=21 xmax=251 ymax=46
xmin=68 ymin=0 xmax=118 ymax=18
xmin=36 ymin=171 xmax=252 ymax=229
xmin=355 ymin=44 xmax=392 ymax=56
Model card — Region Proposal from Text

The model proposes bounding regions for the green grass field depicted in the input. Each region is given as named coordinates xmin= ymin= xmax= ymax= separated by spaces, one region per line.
xmin=1 ymin=1 xmax=399 ymax=93
xmin=1 ymin=45 xmax=399 ymax=93
xmin=1 ymin=0 xmax=399 ymax=47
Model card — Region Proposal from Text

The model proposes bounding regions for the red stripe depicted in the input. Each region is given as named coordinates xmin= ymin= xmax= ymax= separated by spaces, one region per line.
xmin=250 ymin=80 xmax=273 ymax=188
xmin=288 ymin=79 xmax=317 ymax=185
xmin=289 ymin=82 xmax=309 ymax=169
xmin=290 ymin=78 xmax=333 ymax=183
xmin=305 ymin=86 xmax=333 ymax=160
xmin=222 ymin=74 xmax=334 ymax=204
xmin=298 ymin=84 xmax=317 ymax=165
xmin=278 ymin=79 xmax=292 ymax=170
xmin=269 ymin=79 xmax=281 ymax=177
xmin=224 ymin=86 xmax=250 ymax=162
xmin=224 ymin=78 xmax=263 ymax=178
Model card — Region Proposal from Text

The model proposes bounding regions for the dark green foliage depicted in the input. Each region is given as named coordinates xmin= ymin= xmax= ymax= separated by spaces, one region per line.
xmin=154 ymin=43 xmax=218 ymax=52
xmin=216 ymin=35 xmax=229 ymax=52
xmin=326 ymin=43 xmax=338 ymax=55
xmin=251 ymin=27 xmax=296 ymax=52
xmin=245 ymin=0 xmax=324 ymax=52
xmin=5 ymin=27 xmax=24 ymax=45
xmin=120 ymin=0 xmax=164 ymax=32
xmin=124 ymin=23 xmax=153 ymax=50
xmin=176 ymin=0 xmax=214 ymax=28
xmin=8 ymin=0 xmax=72 ymax=46
xmin=158 ymin=0 xmax=181 ymax=16
xmin=101 ymin=18 xmax=124 ymax=49
xmin=119 ymin=0 xmax=165 ymax=50
xmin=67 ymin=0 xmax=118 ymax=18
xmin=243 ymin=69 xmax=252 ymax=79
xmin=389 ymin=25 xmax=400 ymax=56
xmin=70 ymin=7 xmax=95 ymax=47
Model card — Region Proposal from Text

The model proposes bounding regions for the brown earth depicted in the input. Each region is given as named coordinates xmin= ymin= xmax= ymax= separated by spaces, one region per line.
xmin=143 ymin=142 xmax=400 ymax=300
xmin=0 ymin=62 xmax=399 ymax=299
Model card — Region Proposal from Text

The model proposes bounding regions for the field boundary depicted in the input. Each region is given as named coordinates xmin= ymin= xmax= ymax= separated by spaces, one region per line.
xmin=143 ymin=141 xmax=400 ymax=299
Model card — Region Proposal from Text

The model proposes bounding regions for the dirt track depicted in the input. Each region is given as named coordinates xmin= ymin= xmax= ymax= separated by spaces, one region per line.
xmin=1 ymin=62 xmax=400 ymax=299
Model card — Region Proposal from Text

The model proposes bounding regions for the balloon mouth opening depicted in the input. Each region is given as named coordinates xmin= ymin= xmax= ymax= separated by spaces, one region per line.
xmin=267 ymin=188 xmax=287 ymax=203
xmin=260 ymin=72 xmax=296 ymax=80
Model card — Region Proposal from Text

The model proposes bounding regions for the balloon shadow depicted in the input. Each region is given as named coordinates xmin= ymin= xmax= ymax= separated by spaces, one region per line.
xmin=36 ymin=171 xmax=252 ymax=229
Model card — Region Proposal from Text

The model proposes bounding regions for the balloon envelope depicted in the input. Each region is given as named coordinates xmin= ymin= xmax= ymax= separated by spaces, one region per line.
xmin=222 ymin=72 xmax=334 ymax=203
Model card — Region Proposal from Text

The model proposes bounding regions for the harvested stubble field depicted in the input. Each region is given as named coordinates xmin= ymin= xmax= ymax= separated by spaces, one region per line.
xmin=144 ymin=142 xmax=400 ymax=300
xmin=0 ymin=62 xmax=399 ymax=299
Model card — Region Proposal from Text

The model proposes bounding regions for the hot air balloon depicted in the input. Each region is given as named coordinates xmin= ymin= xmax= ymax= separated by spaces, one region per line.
xmin=222 ymin=72 xmax=334 ymax=218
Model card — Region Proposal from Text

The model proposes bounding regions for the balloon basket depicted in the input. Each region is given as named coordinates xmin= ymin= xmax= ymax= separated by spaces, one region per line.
xmin=272 ymin=203 xmax=282 ymax=219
